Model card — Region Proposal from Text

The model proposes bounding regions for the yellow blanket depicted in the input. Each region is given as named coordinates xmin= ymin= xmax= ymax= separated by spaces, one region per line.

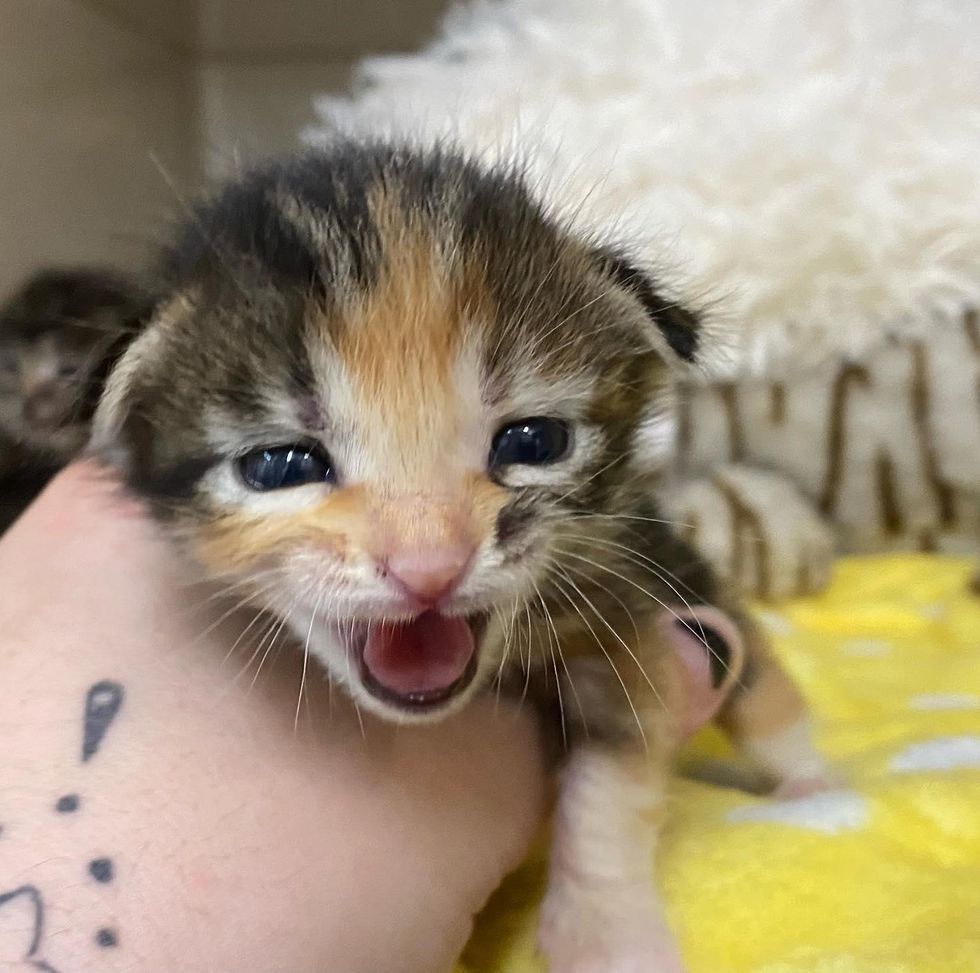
xmin=460 ymin=556 xmax=980 ymax=973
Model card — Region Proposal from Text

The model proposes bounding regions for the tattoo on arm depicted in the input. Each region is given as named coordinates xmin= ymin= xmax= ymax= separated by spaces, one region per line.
xmin=0 ymin=679 xmax=127 ymax=970
xmin=82 ymin=680 xmax=124 ymax=762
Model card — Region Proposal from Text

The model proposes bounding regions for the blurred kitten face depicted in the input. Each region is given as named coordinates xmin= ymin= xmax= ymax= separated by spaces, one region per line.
xmin=0 ymin=269 xmax=144 ymax=460
xmin=0 ymin=327 xmax=107 ymax=456
xmin=95 ymin=147 xmax=702 ymax=722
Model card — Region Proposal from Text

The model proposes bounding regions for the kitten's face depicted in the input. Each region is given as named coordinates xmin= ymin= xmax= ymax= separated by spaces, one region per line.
xmin=0 ymin=270 xmax=143 ymax=461
xmin=94 ymin=147 xmax=702 ymax=722
xmin=0 ymin=326 xmax=108 ymax=458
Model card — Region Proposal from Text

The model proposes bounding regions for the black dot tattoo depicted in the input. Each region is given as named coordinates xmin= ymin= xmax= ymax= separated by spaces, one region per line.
xmin=55 ymin=794 xmax=80 ymax=813
xmin=88 ymin=858 xmax=114 ymax=884
xmin=96 ymin=927 xmax=118 ymax=948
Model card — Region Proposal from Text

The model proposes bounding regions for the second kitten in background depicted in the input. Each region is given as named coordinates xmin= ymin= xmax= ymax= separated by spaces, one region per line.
xmin=0 ymin=267 xmax=149 ymax=529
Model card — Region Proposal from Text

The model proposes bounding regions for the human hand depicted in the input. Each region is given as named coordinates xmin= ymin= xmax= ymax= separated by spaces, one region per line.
xmin=0 ymin=463 xmax=545 ymax=973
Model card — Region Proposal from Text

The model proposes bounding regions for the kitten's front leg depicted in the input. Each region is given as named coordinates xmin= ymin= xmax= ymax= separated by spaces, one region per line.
xmin=539 ymin=743 xmax=685 ymax=973
xmin=536 ymin=604 xmax=752 ymax=972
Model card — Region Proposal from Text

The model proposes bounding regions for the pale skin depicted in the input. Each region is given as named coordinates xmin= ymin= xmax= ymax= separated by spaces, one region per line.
xmin=0 ymin=463 xmax=545 ymax=973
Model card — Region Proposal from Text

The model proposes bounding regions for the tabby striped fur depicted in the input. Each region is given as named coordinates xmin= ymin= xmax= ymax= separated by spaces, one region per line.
xmin=664 ymin=311 xmax=980 ymax=599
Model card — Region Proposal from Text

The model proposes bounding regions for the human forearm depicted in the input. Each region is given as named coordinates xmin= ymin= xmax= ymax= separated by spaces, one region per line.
xmin=0 ymin=465 xmax=544 ymax=972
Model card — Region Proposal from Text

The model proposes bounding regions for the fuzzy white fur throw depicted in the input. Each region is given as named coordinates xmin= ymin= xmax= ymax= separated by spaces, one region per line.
xmin=307 ymin=0 xmax=980 ymax=378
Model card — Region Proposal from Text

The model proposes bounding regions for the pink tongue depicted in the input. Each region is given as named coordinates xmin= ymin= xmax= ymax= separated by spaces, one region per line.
xmin=362 ymin=613 xmax=475 ymax=695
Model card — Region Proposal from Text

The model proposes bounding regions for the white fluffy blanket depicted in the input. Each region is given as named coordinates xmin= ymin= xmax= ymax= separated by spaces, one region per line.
xmin=307 ymin=0 xmax=980 ymax=378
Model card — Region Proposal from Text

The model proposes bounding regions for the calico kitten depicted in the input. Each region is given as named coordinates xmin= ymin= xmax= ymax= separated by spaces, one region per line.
xmin=91 ymin=143 xmax=829 ymax=971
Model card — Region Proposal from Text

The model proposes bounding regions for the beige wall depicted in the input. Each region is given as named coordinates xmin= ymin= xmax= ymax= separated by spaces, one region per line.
xmin=198 ymin=61 xmax=355 ymax=175
xmin=198 ymin=0 xmax=447 ymax=57
xmin=196 ymin=0 xmax=449 ymax=176
xmin=0 ymin=0 xmax=448 ymax=296
xmin=0 ymin=0 xmax=199 ymax=294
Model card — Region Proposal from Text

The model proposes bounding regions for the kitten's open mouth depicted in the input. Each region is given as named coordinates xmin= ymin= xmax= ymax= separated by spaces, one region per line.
xmin=349 ymin=612 xmax=487 ymax=712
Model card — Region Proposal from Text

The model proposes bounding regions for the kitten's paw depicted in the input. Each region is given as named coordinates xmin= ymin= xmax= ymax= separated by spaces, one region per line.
xmin=662 ymin=465 xmax=835 ymax=599
xmin=539 ymin=888 xmax=687 ymax=973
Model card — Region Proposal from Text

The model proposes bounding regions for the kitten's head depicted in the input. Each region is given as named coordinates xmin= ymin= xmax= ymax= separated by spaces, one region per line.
xmin=0 ymin=268 xmax=146 ymax=461
xmin=93 ymin=144 xmax=707 ymax=722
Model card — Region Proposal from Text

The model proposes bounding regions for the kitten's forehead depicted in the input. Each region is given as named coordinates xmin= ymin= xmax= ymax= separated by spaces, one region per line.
xmin=97 ymin=145 xmax=698 ymax=499
xmin=296 ymin=222 xmax=527 ymax=482
xmin=179 ymin=238 xmax=626 ymax=466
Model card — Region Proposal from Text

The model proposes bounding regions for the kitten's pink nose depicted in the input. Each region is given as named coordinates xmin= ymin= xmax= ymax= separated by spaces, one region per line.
xmin=385 ymin=545 xmax=474 ymax=605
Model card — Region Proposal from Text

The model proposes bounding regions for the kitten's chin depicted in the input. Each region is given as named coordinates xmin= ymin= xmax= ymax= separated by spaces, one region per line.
xmin=311 ymin=612 xmax=492 ymax=724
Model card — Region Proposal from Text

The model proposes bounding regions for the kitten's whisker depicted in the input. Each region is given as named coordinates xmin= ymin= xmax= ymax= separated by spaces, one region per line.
xmin=524 ymin=598 xmax=535 ymax=672
xmin=295 ymin=592 xmax=324 ymax=733
xmin=560 ymin=530 xmax=712 ymax=641
xmin=531 ymin=567 xmax=588 ymax=740
xmin=246 ymin=605 xmax=296 ymax=694
xmin=214 ymin=599 xmax=295 ymax=706
xmin=188 ymin=581 xmax=282 ymax=649
xmin=547 ymin=630 xmax=568 ymax=749
xmin=576 ymin=502 xmax=792 ymax=559
xmin=548 ymin=572 xmax=647 ymax=749
xmin=555 ymin=544 xmax=725 ymax=679
xmin=234 ymin=612 xmax=283 ymax=684
xmin=572 ymin=511 xmax=696 ymax=529
xmin=174 ymin=570 xmax=264 ymax=603
xmin=221 ymin=604 xmax=274 ymax=666
xmin=494 ymin=595 xmax=524 ymax=712
xmin=492 ymin=601 xmax=513 ymax=713
xmin=554 ymin=553 xmax=642 ymax=647
xmin=552 ymin=450 xmax=630 ymax=504
xmin=148 ymin=150 xmax=252 ymax=302
xmin=508 ymin=599 xmax=536 ymax=717
xmin=552 ymin=559 xmax=668 ymax=715
xmin=529 ymin=279 xmax=628 ymax=355
xmin=529 ymin=572 xmax=568 ymax=746
xmin=342 ymin=623 xmax=366 ymax=739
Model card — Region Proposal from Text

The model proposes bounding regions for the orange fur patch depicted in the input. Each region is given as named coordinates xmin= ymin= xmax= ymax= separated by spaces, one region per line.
xmin=328 ymin=207 xmax=473 ymax=486
xmin=192 ymin=475 xmax=511 ymax=577
xmin=192 ymin=487 xmax=370 ymax=573
xmin=341 ymin=203 xmax=456 ymax=392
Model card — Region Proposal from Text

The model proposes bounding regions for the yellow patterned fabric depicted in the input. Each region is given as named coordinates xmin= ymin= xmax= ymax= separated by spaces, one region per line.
xmin=459 ymin=556 xmax=980 ymax=973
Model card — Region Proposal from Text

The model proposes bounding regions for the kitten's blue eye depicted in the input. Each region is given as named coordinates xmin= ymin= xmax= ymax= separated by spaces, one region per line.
xmin=489 ymin=418 xmax=571 ymax=467
xmin=238 ymin=445 xmax=334 ymax=490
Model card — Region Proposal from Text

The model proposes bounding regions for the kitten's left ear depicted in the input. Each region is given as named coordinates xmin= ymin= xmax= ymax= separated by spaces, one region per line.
xmin=593 ymin=249 xmax=701 ymax=365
